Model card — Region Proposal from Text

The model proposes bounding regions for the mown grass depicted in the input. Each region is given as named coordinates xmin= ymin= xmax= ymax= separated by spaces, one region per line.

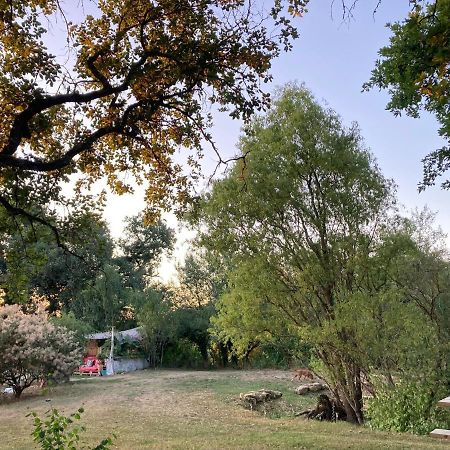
xmin=0 ymin=369 xmax=447 ymax=450
xmin=171 ymin=374 xmax=318 ymax=418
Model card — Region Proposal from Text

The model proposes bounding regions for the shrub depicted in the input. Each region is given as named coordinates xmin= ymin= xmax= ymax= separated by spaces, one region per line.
xmin=51 ymin=312 xmax=93 ymax=348
xmin=0 ymin=305 xmax=81 ymax=398
xmin=368 ymin=380 xmax=450 ymax=435
xmin=249 ymin=338 xmax=312 ymax=369
xmin=29 ymin=407 xmax=115 ymax=449
xmin=162 ymin=339 xmax=205 ymax=368
xmin=116 ymin=336 xmax=146 ymax=359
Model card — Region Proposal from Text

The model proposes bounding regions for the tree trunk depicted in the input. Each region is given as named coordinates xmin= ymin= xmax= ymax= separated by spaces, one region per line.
xmin=243 ymin=342 xmax=259 ymax=363
xmin=195 ymin=337 xmax=209 ymax=364
xmin=320 ymin=350 xmax=364 ymax=424
xmin=13 ymin=385 xmax=24 ymax=398
xmin=336 ymin=365 xmax=364 ymax=424
xmin=218 ymin=341 xmax=229 ymax=367
xmin=344 ymin=404 xmax=358 ymax=423
xmin=160 ymin=342 xmax=164 ymax=367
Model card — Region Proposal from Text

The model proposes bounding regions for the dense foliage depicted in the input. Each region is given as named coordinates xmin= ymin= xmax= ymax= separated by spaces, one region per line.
xmin=0 ymin=0 xmax=303 ymax=237
xmin=368 ymin=380 xmax=450 ymax=435
xmin=116 ymin=213 xmax=174 ymax=289
xmin=51 ymin=312 xmax=94 ymax=348
xmin=137 ymin=289 xmax=177 ymax=367
xmin=196 ymin=85 xmax=392 ymax=423
xmin=0 ymin=206 xmax=111 ymax=307
xmin=0 ymin=209 xmax=174 ymax=332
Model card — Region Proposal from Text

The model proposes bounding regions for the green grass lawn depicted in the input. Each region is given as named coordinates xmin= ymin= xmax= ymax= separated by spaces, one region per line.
xmin=0 ymin=369 xmax=447 ymax=449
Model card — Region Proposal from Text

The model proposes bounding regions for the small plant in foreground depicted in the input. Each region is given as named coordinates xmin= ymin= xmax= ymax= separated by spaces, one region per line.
xmin=28 ymin=407 xmax=115 ymax=450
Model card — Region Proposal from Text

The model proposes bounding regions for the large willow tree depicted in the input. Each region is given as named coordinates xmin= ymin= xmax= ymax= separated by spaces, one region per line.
xmin=196 ymin=85 xmax=396 ymax=423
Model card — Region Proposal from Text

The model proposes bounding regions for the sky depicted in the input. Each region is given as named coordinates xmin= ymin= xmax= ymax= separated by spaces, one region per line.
xmin=202 ymin=0 xmax=449 ymax=219
xmin=95 ymin=1 xmax=449 ymax=281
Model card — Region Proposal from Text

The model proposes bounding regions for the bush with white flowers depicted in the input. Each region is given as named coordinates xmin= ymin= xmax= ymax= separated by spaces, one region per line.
xmin=0 ymin=305 xmax=82 ymax=398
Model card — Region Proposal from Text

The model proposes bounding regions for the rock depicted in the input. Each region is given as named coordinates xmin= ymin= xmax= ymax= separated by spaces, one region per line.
xmin=294 ymin=382 xmax=327 ymax=395
xmin=308 ymin=383 xmax=326 ymax=392
xmin=295 ymin=385 xmax=310 ymax=395
xmin=240 ymin=389 xmax=282 ymax=408
xmin=258 ymin=388 xmax=282 ymax=400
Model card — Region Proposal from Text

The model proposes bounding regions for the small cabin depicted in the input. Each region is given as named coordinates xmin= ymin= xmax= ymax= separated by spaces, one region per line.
xmin=85 ymin=327 xmax=149 ymax=375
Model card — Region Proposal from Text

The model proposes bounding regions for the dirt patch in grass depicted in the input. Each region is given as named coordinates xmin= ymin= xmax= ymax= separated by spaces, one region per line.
xmin=0 ymin=369 xmax=447 ymax=450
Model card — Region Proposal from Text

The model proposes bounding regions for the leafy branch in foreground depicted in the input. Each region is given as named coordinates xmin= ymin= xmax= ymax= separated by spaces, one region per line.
xmin=28 ymin=407 xmax=115 ymax=450
xmin=0 ymin=0 xmax=303 ymax=230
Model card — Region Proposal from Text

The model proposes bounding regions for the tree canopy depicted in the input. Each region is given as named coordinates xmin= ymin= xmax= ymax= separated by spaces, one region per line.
xmin=115 ymin=213 xmax=174 ymax=289
xmin=0 ymin=0 xmax=304 ymax=236
xmin=364 ymin=0 xmax=449 ymax=189
xmin=196 ymin=84 xmax=395 ymax=422
xmin=0 ymin=0 xmax=443 ymax=243
xmin=0 ymin=204 xmax=112 ymax=307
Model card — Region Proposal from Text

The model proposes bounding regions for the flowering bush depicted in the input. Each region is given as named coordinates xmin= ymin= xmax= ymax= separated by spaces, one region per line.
xmin=0 ymin=305 xmax=81 ymax=398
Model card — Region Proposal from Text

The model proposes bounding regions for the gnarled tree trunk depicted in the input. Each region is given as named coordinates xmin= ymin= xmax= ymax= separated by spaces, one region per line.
xmin=319 ymin=350 xmax=364 ymax=424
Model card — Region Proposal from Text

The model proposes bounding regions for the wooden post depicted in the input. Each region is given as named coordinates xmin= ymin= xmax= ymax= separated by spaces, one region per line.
xmin=108 ymin=326 xmax=114 ymax=375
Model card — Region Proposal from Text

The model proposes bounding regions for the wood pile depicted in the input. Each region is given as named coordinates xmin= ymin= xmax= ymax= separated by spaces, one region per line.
xmin=296 ymin=394 xmax=347 ymax=421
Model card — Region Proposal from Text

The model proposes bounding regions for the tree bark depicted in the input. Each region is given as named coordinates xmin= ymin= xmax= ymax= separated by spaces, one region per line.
xmin=336 ymin=366 xmax=364 ymax=424
xmin=320 ymin=350 xmax=364 ymax=424
xmin=13 ymin=386 xmax=23 ymax=398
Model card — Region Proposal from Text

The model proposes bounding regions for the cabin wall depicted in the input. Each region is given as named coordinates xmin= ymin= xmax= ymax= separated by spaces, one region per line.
xmin=106 ymin=358 xmax=149 ymax=375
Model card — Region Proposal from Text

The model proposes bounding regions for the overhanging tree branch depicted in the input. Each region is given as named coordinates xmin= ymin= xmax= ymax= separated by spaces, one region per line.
xmin=0 ymin=194 xmax=78 ymax=258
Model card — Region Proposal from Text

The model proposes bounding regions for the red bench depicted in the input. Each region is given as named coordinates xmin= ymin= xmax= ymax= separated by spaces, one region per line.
xmin=78 ymin=356 xmax=102 ymax=376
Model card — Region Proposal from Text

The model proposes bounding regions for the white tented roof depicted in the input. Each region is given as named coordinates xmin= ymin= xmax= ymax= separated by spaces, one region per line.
xmin=86 ymin=327 xmax=142 ymax=341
